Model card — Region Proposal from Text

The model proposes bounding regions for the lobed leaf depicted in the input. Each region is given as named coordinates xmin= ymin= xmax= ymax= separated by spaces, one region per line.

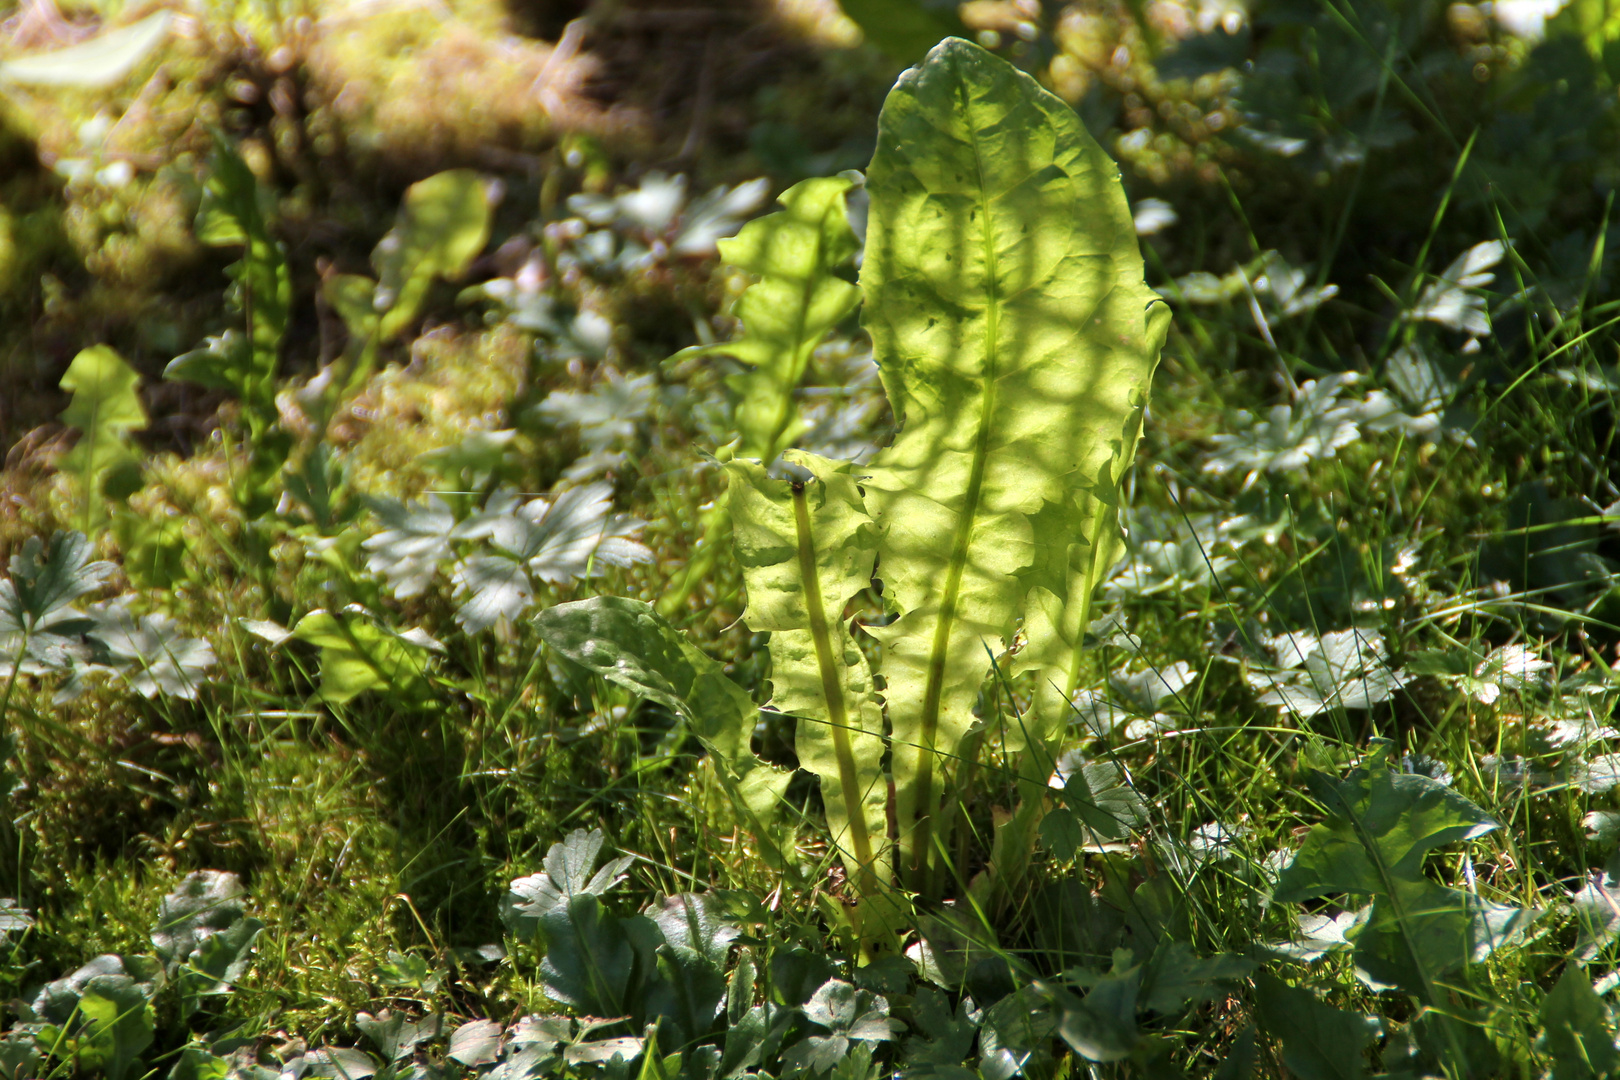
xmin=57 ymin=346 xmax=147 ymax=535
xmin=1252 ymin=972 xmax=1375 ymax=1080
xmin=726 ymin=452 xmax=889 ymax=895
xmin=857 ymin=39 xmax=1167 ymax=883
xmin=1274 ymin=749 xmax=1498 ymax=902
xmin=680 ymin=177 xmax=862 ymax=463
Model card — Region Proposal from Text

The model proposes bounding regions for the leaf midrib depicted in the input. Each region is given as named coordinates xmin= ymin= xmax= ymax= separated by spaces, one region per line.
xmin=908 ymin=86 xmax=1004 ymax=885
xmin=792 ymin=483 xmax=878 ymax=889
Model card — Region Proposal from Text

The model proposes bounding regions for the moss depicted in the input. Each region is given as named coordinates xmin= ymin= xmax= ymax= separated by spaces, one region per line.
xmin=302 ymin=2 xmax=632 ymax=176
xmin=330 ymin=323 xmax=529 ymax=493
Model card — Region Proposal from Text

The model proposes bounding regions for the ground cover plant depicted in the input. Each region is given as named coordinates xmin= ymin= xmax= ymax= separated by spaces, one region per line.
xmin=6 ymin=0 xmax=1620 ymax=1077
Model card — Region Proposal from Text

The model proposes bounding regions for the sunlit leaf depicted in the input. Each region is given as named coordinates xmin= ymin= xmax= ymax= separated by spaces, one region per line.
xmin=290 ymin=609 xmax=434 ymax=704
xmin=373 ymin=170 xmax=493 ymax=341
xmin=857 ymin=38 xmax=1168 ymax=885
xmin=87 ymin=602 xmax=216 ymax=699
xmin=362 ymin=496 xmax=457 ymax=599
xmin=58 ymin=346 xmax=147 ymax=535
xmin=678 ymin=177 xmax=862 ymax=462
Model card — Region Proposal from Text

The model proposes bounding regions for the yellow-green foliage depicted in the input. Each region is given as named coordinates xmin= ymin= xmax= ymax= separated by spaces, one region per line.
xmin=337 ymin=325 xmax=531 ymax=495
xmin=303 ymin=1 xmax=623 ymax=167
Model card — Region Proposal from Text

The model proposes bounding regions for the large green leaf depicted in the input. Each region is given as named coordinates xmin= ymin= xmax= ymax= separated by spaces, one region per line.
xmin=58 ymin=346 xmax=147 ymax=535
xmin=373 ymin=170 xmax=493 ymax=343
xmin=858 ymin=39 xmax=1168 ymax=885
xmin=533 ymin=597 xmax=792 ymax=867
xmin=1274 ymin=752 xmax=1498 ymax=902
xmin=726 ymin=452 xmax=889 ymax=896
xmin=681 ymin=177 xmax=861 ymax=463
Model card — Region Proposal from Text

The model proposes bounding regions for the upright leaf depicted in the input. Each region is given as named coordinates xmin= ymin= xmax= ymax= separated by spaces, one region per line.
xmin=858 ymin=39 xmax=1168 ymax=885
xmin=58 ymin=346 xmax=147 ymax=535
xmin=726 ymin=452 xmax=889 ymax=896
xmin=373 ymin=170 xmax=493 ymax=342
xmin=680 ymin=177 xmax=861 ymax=463
xmin=168 ymin=138 xmax=288 ymax=442
xmin=166 ymin=137 xmax=291 ymax=514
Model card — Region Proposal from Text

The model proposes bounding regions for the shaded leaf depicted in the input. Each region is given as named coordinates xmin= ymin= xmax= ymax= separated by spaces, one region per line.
xmin=71 ymin=977 xmax=155 ymax=1080
xmin=834 ymin=0 xmax=961 ymax=64
xmin=1274 ymin=748 xmax=1497 ymax=902
xmin=537 ymin=894 xmax=635 ymax=1016
xmin=1253 ymin=972 xmax=1375 ymax=1080
xmin=1538 ymin=964 xmax=1620 ymax=1080
xmin=355 ymin=1010 xmax=444 ymax=1063
xmin=1349 ymin=878 xmax=1540 ymax=994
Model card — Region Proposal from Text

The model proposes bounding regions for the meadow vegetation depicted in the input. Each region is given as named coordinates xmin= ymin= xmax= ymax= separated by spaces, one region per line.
xmin=2 ymin=1 xmax=1620 ymax=1077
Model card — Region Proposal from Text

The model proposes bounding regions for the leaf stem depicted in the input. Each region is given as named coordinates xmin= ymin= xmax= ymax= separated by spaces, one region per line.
xmin=791 ymin=483 xmax=879 ymax=895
